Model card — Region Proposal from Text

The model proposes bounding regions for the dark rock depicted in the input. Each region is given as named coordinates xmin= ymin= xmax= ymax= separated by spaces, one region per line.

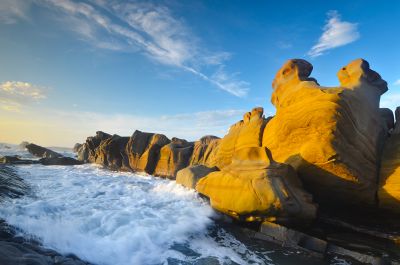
xmin=39 ymin=157 xmax=83 ymax=166
xmin=77 ymin=131 xmax=112 ymax=163
xmin=92 ymin=135 xmax=130 ymax=170
xmin=25 ymin=144 xmax=62 ymax=159
xmin=73 ymin=143 xmax=82 ymax=153
xmin=0 ymin=166 xmax=29 ymax=201
xmin=153 ymin=137 xmax=194 ymax=179
xmin=0 ymin=156 xmax=39 ymax=165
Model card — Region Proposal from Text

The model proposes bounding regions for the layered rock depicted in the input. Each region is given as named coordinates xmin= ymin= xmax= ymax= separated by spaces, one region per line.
xmin=91 ymin=135 xmax=130 ymax=170
xmin=77 ymin=131 xmax=111 ymax=162
xmin=176 ymin=165 xmax=218 ymax=189
xmin=125 ymin=130 xmax=170 ymax=174
xmin=196 ymin=147 xmax=317 ymax=224
xmin=153 ymin=138 xmax=194 ymax=179
xmin=262 ymin=59 xmax=388 ymax=206
xmin=379 ymin=107 xmax=400 ymax=212
xmin=189 ymin=135 xmax=220 ymax=167
xmin=25 ymin=143 xmax=63 ymax=159
xmin=212 ymin=107 xmax=270 ymax=169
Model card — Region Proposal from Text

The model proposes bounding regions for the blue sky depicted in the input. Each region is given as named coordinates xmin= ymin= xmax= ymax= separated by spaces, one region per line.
xmin=0 ymin=0 xmax=400 ymax=146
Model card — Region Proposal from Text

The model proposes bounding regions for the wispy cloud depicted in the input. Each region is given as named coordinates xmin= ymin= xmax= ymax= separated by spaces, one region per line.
xmin=0 ymin=0 xmax=30 ymax=24
xmin=0 ymin=81 xmax=47 ymax=112
xmin=308 ymin=10 xmax=360 ymax=58
xmin=393 ymin=79 xmax=400 ymax=86
xmin=4 ymin=0 xmax=249 ymax=97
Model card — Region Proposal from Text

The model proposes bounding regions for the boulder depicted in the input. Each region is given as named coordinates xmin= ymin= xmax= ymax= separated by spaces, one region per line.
xmin=196 ymin=146 xmax=317 ymax=224
xmin=213 ymin=107 xmax=270 ymax=169
xmin=189 ymin=135 xmax=220 ymax=167
xmin=153 ymin=138 xmax=194 ymax=179
xmin=262 ymin=59 xmax=388 ymax=206
xmin=40 ymin=157 xmax=83 ymax=166
xmin=77 ymin=131 xmax=112 ymax=162
xmin=25 ymin=144 xmax=63 ymax=159
xmin=0 ymin=156 xmax=39 ymax=165
xmin=176 ymin=165 xmax=218 ymax=189
xmin=92 ymin=135 xmax=130 ymax=170
xmin=125 ymin=130 xmax=170 ymax=174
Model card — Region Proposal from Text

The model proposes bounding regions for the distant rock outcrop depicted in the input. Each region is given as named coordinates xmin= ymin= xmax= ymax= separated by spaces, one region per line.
xmin=26 ymin=143 xmax=63 ymax=159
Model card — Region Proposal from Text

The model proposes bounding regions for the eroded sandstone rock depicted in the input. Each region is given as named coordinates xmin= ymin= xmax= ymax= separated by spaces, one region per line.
xmin=262 ymin=58 xmax=388 ymax=206
xmin=125 ymin=130 xmax=170 ymax=174
xmin=92 ymin=135 xmax=130 ymax=170
xmin=189 ymin=135 xmax=220 ymax=167
xmin=213 ymin=107 xmax=270 ymax=169
xmin=196 ymin=147 xmax=317 ymax=224
xmin=77 ymin=131 xmax=112 ymax=162
xmin=153 ymin=138 xmax=194 ymax=179
xmin=176 ymin=165 xmax=218 ymax=189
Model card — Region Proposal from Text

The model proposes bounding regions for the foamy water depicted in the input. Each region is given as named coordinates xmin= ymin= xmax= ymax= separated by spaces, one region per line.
xmin=0 ymin=163 xmax=271 ymax=265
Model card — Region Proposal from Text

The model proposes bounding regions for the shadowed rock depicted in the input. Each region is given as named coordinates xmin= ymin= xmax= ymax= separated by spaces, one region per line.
xmin=153 ymin=138 xmax=194 ymax=179
xmin=125 ymin=130 xmax=170 ymax=174
xmin=25 ymin=144 xmax=63 ymax=159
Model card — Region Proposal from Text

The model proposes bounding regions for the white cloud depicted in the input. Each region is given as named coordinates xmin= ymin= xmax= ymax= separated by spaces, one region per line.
xmin=0 ymin=81 xmax=47 ymax=112
xmin=32 ymin=0 xmax=248 ymax=97
xmin=393 ymin=79 xmax=400 ymax=86
xmin=380 ymin=92 xmax=400 ymax=111
xmin=308 ymin=10 xmax=360 ymax=58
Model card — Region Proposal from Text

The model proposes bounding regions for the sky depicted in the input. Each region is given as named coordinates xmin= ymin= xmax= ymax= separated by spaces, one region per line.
xmin=0 ymin=0 xmax=400 ymax=147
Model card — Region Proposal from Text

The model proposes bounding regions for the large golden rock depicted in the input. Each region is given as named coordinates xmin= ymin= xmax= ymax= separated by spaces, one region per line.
xmin=153 ymin=138 xmax=194 ymax=179
xmin=213 ymin=107 xmax=270 ymax=169
xmin=176 ymin=165 xmax=218 ymax=189
xmin=263 ymin=59 xmax=388 ymax=206
xmin=189 ymin=135 xmax=220 ymax=167
xmin=196 ymin=147 xmax=317 ymax=224
xmin=379 ymin=107 xmax=400 ymax=212
xmin=125 ymin=130 xmax=170 ymax=174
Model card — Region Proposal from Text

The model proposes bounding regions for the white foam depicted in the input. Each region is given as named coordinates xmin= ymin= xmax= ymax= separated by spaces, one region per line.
xmin=0 ymin=164 xmax=272 ymax=265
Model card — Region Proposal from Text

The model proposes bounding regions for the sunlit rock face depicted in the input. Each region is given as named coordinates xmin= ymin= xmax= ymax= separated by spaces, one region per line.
xmin=125 ymin=130 xmax=171 ymax=174
xmin=153 ymin=138 xmax=194 ymax=179
xmin=263 ymin=58 xmax=388 ymax=206
xmin=194 ymin=107 xmax=317 ymax=224
xmin=379 ymin=107 xmax=400 ymax=213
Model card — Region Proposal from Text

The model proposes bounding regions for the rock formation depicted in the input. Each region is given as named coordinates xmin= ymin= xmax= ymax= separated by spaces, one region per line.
xmin=153 ymin=138 xmax=194 ymax=179
xmin=125 ymin=130 xmax=170 ymax=174
xmin=262 ymin=59 xmax=388 ymax=206
xmin=379 ymin=107 xmax=400 ymax=212
xmin=75 ymin=58 xmax=400 ymax=222
xmin=25 ymin=143 xmax=63 ymax=159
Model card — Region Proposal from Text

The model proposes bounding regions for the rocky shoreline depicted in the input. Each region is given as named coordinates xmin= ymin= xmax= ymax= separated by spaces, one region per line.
xmin=72 ymin=58 xmax=400 ymax=263
xmin=2 ymin=58 xmax=400 ymax=264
